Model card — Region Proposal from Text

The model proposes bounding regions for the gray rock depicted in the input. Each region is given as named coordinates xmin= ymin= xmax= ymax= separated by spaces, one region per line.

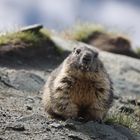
xmin=74 ymin=121 xmax=131 ymax=140
xmin=20 ymin=24 xmax=43 ymax=32
xmin=0 ymin=70 xmax=45 ymax=92
xmin=99 ymin=52 xmax=140 ymax=99
xmin=5 ymin=123 xmax=25 ymax=131
xmin=49 ymin=122 xmax=63 ymax=129
xmin=68 ymin=134 xmax=84 ymax=140
xmin=0 ymin=35 xmax=140 ymax=140
xmin=112 ymin=125 xmax=137 ymax=140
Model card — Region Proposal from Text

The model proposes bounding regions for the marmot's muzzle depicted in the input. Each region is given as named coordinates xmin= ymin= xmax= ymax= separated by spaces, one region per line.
xmin=81 ymin=53 xmax=92 ymax=66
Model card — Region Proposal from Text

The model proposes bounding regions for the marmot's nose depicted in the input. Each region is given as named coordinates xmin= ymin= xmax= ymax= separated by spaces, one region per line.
xmin=82 ymin=54 xmax=92 ymax=64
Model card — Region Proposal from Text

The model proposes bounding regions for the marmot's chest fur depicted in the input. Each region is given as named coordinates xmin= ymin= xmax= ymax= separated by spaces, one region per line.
xmin=70 ymin=78 xmax=97 ymax=106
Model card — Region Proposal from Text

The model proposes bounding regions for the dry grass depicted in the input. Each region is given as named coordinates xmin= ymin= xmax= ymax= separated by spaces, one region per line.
xmin=106 ymin=109 xmax=140 ymax=133
xmin=70 ymin=23 xmax=105 ymax=41
xmin=0 ymin=29 xmax=51 ymax=47
xmin=0 ymin=28 xmax=66 ymax=55
xmin=135 ymin=48 xmax=140 ymax=57
xmin=61 ymin=23 xmax=140 ymax=58
xmin=62 ymin=23 xmax=130 ymax=43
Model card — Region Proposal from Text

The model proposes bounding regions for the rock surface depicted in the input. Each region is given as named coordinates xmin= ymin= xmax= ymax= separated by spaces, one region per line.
xmin=20 ymin=24 xmax=43 ymax=32
xmin=0 ymin=35 xmax=140 ymax=140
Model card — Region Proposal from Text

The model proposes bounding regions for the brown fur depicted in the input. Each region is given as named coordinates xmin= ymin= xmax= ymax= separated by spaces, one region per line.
xmin=42 ymin=46 xmax=113 ymax=121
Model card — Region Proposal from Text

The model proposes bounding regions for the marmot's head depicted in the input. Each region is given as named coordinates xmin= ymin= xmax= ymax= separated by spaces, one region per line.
xmin=65 ymin=46 xmax=101 ymax=76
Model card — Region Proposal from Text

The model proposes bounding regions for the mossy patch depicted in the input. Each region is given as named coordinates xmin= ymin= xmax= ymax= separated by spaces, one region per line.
xmin=62 ymin=23 xmax=130 ymax=43
xmin=0 ymin=28 xmax=67 ymax=56
xmin=106 ymin=110 xmax=140 ymax=133
xmin=0 ymin=29 xmax=51 ymax=47
xmin=135 ymin=48 xmax=140 ymax=57
xmin=62 ymin=23 xmax=106 ymax=42
xmin=71 ymin=23 xmax=105 ymax=42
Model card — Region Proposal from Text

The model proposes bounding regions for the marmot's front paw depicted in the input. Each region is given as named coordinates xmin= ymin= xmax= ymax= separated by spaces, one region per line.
xmin=61 ymin=77 xmax=75 ymax=90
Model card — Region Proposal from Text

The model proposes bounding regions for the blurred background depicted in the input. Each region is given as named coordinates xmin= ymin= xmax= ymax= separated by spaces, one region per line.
xmin=1 ymin=1 xmax=140 ymax=138
xmin=0 ymin=0 xmax=140 ymax=47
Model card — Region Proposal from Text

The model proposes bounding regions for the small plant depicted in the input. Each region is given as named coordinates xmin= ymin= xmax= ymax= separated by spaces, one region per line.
xmin=0 ymin=29 xmax=50 ymax=46
xmin=106 ymin=111 xmax=140 ymax=133
xmin=135 ymin=48 xmax=140 ymax=57
xmin=69 ymin=23 xmax=106 ymax=42
xmin=62 ymin=23 xmax=130 ymax=44
xmin=0 ymin=32 xmax=38 ymax=46
xmin=0 ymin=28 xmax=67 ymax=56
xmin=0 ymin=29 xmax=51 ymax=47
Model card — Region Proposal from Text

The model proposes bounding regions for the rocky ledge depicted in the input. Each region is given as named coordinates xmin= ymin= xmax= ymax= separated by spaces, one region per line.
xmin=0 ymin=32 xmax=140 ymax=140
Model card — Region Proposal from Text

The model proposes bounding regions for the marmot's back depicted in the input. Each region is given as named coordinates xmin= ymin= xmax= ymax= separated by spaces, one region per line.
xmin=42 ymin=46 xmax=113 ymax=121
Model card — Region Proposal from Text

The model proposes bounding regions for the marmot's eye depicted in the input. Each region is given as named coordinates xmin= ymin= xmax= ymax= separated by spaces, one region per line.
xmin=94 ymin=53 xmax=98 ymax=58
xmin=75 ymin=49 xmax=81 ymax=55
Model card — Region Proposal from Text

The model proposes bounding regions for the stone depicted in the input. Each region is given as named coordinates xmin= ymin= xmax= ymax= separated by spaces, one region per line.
xmin=6 ymin=123 xmax=25 ymax=131
xmin=0 ymin=34 xmax=140 ymax=140
xmin=0 ymin=70 xmax=45 ymax=92
xmin=20 ymin=24 xmax=43 ymax=33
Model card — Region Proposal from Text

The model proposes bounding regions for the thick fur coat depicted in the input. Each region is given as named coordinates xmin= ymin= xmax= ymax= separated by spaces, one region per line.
xmin=42 ymin=46 xmax=113 ymax=121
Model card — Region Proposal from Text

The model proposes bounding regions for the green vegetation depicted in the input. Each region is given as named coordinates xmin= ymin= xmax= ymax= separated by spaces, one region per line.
xmin=72 ymin=23 xmax=105 ymax=41
xmin=0 ymin=29 xmax=51 ymax=47
xmin=106 ymin=111 xmax=140 ymax=133
xmin=0 ymin=28 xmax=67 ymax=56
xmin=62 ymin=23 xmax=130 ymax=43
xmin=135 ymin=48 xmax=140 ymax=57
xmin=64 ymin=23 xmax=106 ymax=42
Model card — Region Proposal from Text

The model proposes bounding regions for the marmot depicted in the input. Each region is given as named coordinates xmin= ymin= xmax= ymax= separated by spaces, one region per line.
xmin=42 ymin=45 xmax=113 ymax=121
